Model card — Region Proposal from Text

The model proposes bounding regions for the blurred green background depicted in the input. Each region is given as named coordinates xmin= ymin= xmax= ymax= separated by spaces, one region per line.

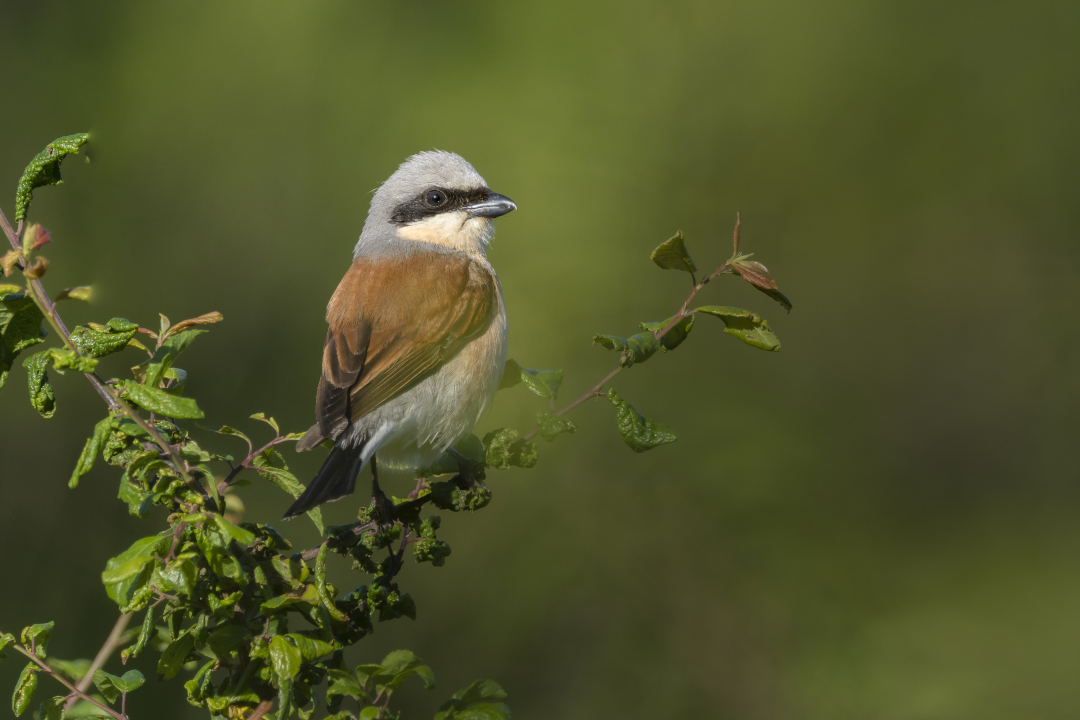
xmin=2 ymin=1 xmax=1079 ymax=718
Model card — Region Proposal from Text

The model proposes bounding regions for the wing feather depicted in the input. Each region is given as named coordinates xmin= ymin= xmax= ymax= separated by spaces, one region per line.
xmin=312 ymin=251 xmax=497 ymax=441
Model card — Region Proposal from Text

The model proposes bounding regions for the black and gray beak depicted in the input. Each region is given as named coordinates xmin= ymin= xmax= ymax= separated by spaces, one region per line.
xmin=464 ymin=192 xmax=517 ymax=218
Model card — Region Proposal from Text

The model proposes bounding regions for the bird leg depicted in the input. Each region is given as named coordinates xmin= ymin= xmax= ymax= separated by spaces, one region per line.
xmin=447 ymin=447 xmax=487 ymax=490
xmin=369 ymin=454 xmax=395 ymax=526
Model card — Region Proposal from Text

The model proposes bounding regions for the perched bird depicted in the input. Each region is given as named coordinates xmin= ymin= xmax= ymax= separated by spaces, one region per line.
xmin=284 ymin=151 xmax=515 ymax=518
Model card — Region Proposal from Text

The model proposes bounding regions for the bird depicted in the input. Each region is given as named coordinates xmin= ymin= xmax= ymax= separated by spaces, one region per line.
xmin=284 ymin=151 xmax=515 ymax=518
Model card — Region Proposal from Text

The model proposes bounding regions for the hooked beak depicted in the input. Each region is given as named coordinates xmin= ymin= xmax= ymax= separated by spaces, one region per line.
xmin=464 ymin=192 xmax=517 ymax=218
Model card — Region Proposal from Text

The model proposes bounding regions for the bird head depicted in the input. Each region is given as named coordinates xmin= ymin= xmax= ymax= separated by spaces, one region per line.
xmin=358 ymin=151 xmax=516 ymax=258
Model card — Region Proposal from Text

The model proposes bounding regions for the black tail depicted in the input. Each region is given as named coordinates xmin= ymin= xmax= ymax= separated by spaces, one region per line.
xmin=284 ymin=444 xmax=366 ymax=518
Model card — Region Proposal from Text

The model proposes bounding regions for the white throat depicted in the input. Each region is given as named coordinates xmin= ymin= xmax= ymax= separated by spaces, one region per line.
xmin=395 ymin=212 xmax=493 ymax=256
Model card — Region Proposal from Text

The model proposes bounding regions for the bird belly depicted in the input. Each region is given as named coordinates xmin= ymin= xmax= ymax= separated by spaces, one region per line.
xmin=342 ymin=293 xmax=508 ymax=473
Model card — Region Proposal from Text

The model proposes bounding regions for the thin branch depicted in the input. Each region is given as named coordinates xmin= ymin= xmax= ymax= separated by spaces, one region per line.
xmin=520 ymin=261 xmax=733 ymax=442
xmin=8 ymin=642 xmax=126 ymax=720
xmin=63 ymin=613 xmax=132 ymax=713
xmin=248 ymin=699 xmax=274 ymax=720
xmin=0 ymin=204 xmax=199 ymax=491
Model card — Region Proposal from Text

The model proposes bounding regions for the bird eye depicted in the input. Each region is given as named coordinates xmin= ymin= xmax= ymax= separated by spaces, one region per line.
xmin=424 ymin=190 xmax=446 ymax=207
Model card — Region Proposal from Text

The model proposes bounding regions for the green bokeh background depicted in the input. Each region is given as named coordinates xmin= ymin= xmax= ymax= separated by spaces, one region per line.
xmin=2 ymin=1 xmax=1078 ymax=718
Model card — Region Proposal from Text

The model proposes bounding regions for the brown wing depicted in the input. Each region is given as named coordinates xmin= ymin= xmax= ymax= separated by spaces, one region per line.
xmin=314 ymin=251 xmax=497 ymax=441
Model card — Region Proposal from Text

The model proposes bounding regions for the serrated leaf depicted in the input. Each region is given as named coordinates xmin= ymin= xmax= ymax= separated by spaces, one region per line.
xmin=650 ymin=230 xmax=697 ymax=273
xmin=0 ymin=293 xmax=46 ymax=391
xmin=639 ymin=314 xmax=695 ymax=352
xmin=593 ymin=331 xmax=660 ymax=368
xmin=607 ymin=389 xmax=676 ymax=453
xmin=11 ymin=662 xmax=37 ymax=717
xmin=15 ymin=134 xmax=89 ymax=222
xmin=55 ymin=286 xmax=92 ymax=302
xmin=117 ymin=380 xmax=204 ymax=419
xmin=535 ymin=411 xmax=576 ymax=442
xmin=695 ymin=305 xmax=781 ymax=352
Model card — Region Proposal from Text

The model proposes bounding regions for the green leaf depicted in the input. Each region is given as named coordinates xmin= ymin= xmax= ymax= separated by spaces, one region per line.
xmin=378 ymin=649 xmax=435 ymax=691
xmin=101 ymin=535 xmax=168 ymax=606
xmin=593 ymin=331 xmax=660 ymax=368
xmin=260 ymin=584 xmax=319 ymax=614
xmin=19 ymin=623 xmax=53 ymax=659
xmin=144 ymin=329 xmax=206 ymax=388
xmin=117 ymin=380 xmax=204 ymax=419
xmin=435 ymin=680 xmax=510 ymax=720
xmin=0 ymin=633 xmax=15 ymax=659
xmin=315 ymin=545 xmax=349 ymax=622
xmin=55 ymin=286 xmax=92 ymax=302
xmin=695 ymin=306 xmax=781 ymax=352
xmin=206 ymin=625 xmax=253 ymax=661
xmin=92 ymin=669 xmax=144 ymax=703
xmin=497 ymin=359 xmax=522 ymax=390
xmin=270 ymin=635 xmax=302 ymax=683
xmin=22 ymin=351 xmax=55 ymax=418
xmin=285 ymin=634 xmax=335 ymax=663
xmin=482 ymin=428 xmax=538 ymax=470
xmin=607 ymin=389 xmax=676 ymax=453
xmin=70 ymin=320 xmax=139 ymax=358
xmin=518 ymin=367 xmax=563 ymax=400
xmin=11 ymin=662 xmax=37 ymax=717
xmin=121 ymin=606 xmax=155 ymax=664
xmin=0 ymin=293 xmax=47 ymax=391
xmin=252 ymin=448 xmax=323 ymax=533
xmin=212 ymin=515 xmax=257 ymax=546
xmin=650 ymin=230 xmax=697 ymax=273
xmin=158 ymin=632 xmax=195 ymax=681
xmin=326 ymin=669 xmax=368 ymax=702
xmin=36 ymin=347 xmax=99 ymax=374
xmin=15 ymin=133 xmax=89 ymax=222
xmin=69 ymin=417 xmax=112 ymax=488
xmin=250 ymin=412 xmax=280 ymax=434
xmin=38 ymin=695 xmax=65 ymax=720
xmin=639 ymin=314 xmax=695 ymax=352
xmin=534 ymin=411 xmax=576 ymax=442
